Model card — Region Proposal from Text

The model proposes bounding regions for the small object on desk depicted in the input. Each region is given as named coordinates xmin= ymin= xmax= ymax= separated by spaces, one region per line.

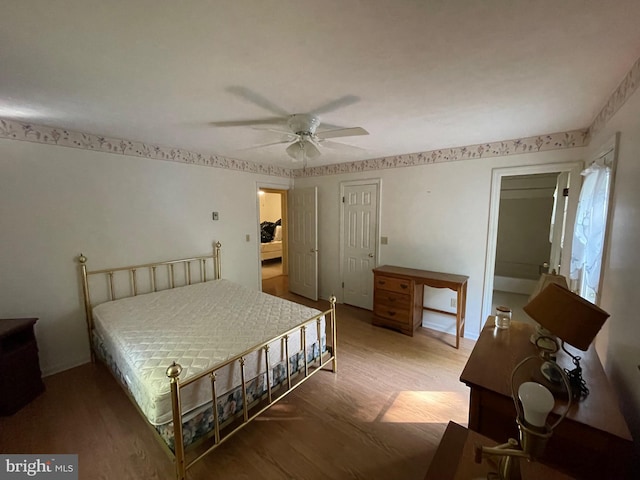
xmin=494 ymin=305 xmax=512 ymax=329
xmin=0 ymin=318 xmax=45 ymax=415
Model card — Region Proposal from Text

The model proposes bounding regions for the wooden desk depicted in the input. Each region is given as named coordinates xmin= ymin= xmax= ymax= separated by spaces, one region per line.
xmin=425 ymin=421 xmax=573 ymax=480
xmin=372 ymin=265 xmax=468 ymax=348
xmin=459 ymin=319 xmax=632 ymax=479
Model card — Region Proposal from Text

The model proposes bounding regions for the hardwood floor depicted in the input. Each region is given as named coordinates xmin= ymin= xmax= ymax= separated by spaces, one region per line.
xmin=0 ymin=282 xmax=475 ymax=480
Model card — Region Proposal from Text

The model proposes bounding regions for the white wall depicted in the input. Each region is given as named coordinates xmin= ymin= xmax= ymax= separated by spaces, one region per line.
xmin=495 ymin=196 xmax=553 ymax=280
xmin=259 ymin=192 xmax=281 ymax=223
xmin=588 ymin=87 xmax=640 ymax=456
xmin=294 ymin=146 xmax=585 ymax=340
xmin=0 ymin=138 xmax=290 ymax=375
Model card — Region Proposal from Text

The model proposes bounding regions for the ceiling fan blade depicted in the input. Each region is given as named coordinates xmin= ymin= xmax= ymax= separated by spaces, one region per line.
xmin=316 ymin=126 xmax=369 ymax=140
xmin=209 ymin=117 xmax=285 ymax=127
xmin=237 ymin=139 xmax=294 ymax=151
xmin=310 ymin=95 xmax=360 ymax=115
xmin=252 ymin=126 xmax=298 ymax=138
xmin=225 ymin=86 xmax=290 ymax=117
xmin=319 ymin=139 xmax=366 ymax=152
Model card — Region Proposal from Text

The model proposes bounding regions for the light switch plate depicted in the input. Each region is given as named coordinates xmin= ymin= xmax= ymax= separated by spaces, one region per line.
xmin=212 ymin=212 xmax=219 ymax=221
xmin=380 ymin=236 xmax=388 ymax=245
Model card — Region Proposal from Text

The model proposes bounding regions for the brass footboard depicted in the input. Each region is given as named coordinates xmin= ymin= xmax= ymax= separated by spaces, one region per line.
xmin=167 ymin=297 xmax=337 ymax=480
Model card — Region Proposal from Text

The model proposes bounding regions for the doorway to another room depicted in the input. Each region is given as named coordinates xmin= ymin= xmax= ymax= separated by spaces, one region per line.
xmin=492 ymin=173 xmax=565 ymax=323
xmin=259 ymin=188 xmax=288 ymax=296
xmin=482 ymin=162 xmax=582 ymax=325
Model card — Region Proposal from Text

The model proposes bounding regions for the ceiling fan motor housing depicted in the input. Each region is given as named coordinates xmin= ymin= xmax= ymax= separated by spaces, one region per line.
xmin=288 ymin=114 xmax=320 ymax=136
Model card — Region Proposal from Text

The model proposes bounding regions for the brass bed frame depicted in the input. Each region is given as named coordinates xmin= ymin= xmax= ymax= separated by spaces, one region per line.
xmin=77 ymin=242 xmax=337 ymax=480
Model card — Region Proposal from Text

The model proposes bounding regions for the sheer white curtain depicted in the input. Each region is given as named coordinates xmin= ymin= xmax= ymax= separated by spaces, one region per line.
xmin=569 ymin=163 xmax=611 ymax=302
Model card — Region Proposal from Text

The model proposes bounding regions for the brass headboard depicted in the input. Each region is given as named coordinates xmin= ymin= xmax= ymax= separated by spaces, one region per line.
xmin=77 ymin=241 xmax=222 ymax=361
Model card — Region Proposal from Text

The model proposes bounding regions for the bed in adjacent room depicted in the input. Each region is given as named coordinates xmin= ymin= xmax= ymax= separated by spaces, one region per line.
xmin=77 ymin=242 xmax=337 ymax=480
xmin=260 ymin=222 xmax=283 ymax=261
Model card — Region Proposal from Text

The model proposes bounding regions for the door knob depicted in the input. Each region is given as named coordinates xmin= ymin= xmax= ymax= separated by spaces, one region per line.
xmin=368 ymin=253 xmax=375 ymax=258
xmin=310 ymin=248 xmax=318 ymax=253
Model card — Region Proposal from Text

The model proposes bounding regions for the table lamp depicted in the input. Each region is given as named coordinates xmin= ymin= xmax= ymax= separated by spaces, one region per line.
xmin=523 ymin=282 xmax=610 ymax=400
xmin=474 ymin=354 xmax=571 ymax=480
xmin=527 ymin=271 xmax=569 ymax=350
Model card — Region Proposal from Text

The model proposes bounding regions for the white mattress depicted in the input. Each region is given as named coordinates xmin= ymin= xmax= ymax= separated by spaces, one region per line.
xmin=92 ymin=279 xmax=323 ymax=425
xmin=261 ymin=240 xmax=282 ymax=254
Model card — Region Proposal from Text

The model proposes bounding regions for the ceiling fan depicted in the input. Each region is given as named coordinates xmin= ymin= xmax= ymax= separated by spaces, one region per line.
xmin=212 ymin=87 xmax=369 ymax=162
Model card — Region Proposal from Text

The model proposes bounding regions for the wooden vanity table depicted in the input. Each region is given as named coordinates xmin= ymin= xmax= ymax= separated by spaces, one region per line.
xmin=372 ymin=265 xmax=468 ymax=348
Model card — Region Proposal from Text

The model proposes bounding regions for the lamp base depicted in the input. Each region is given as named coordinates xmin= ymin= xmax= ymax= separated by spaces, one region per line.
xmin=561 ymin=341 xmax=590 ymax=400
xmin=540 ymin=361 xmax=563 ymax=384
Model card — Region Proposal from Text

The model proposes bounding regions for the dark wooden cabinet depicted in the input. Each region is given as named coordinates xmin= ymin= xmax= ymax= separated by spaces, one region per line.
xmin=0 ymin=318 xmax=45 ymax=415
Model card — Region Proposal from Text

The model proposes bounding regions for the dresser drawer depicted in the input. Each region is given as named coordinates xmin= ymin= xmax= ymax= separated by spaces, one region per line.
xmin=374 ymin=275 xmax=412 ymax=293
xmin=373 ymin=302 xmax=411 ymax=323
xmin=374 ymin=290 xmax=411 ymax=310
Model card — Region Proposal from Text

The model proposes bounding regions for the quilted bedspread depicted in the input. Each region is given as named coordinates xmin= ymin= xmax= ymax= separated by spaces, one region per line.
xmin=92 ymin=279 xmax=323 ymax=425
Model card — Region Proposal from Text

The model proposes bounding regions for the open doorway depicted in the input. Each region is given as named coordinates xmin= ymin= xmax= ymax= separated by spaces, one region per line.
xmin=492 ymin=173 xmax=564 ymax=323
xmin=258 ymin=188 xmax=288 ymax=294
xmin=482 ymin=162 xmax=583 ymax=326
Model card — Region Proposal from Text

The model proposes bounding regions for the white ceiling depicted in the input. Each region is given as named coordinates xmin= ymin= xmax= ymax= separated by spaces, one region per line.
xmin=2 ymin=1 xmax=640 ymax=169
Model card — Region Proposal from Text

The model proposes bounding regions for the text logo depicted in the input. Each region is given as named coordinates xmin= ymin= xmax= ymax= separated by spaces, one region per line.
xmin=0 ymin=455 xmax=77 ymax=480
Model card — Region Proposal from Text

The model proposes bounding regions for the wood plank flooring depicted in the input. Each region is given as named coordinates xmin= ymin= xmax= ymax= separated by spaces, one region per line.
xmin=0 ymin=279 xmax=474 ymax=480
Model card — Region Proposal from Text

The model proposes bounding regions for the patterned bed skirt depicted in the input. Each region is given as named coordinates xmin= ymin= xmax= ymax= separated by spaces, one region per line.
xmin=94 ymin=332 xmax=326 ymax=451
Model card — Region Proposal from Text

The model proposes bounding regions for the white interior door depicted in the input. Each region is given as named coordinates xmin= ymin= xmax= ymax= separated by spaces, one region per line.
xmin=288 ymin=187 xmax=318 ymax=300
xmin=548 ymin=172 xmax=569 ymax=274
xmin=342 ymin=182 xmax=379 ymax=309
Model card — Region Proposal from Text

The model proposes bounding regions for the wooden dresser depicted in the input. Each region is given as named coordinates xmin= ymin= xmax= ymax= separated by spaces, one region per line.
xmin=372 ymin=265 xmax=468 ymax=347
xmin=372 ymin=267 xmax=424 ymax=336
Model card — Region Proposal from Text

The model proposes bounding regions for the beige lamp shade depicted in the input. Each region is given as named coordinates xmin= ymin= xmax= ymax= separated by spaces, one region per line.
xmin=523 ymin=283 xmax=609 ymax=351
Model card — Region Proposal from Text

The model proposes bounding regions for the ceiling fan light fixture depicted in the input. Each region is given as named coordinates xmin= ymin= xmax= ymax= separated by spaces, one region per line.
xmin=286 ymin=141 xmax=304 ymax=162
xmin=286 ymin=140 xmax=321 ymax=162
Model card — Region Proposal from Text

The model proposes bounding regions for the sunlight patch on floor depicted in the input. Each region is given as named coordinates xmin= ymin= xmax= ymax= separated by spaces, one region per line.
xmin=378 ymin=391 xmax=468 ymax=424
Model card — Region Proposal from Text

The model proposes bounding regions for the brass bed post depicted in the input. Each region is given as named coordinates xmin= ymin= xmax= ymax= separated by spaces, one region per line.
xmin=214 ymin=241 xmax=222 ymax=279
xmin=77 ymin=254 xmax=95 ymax=363
xmin=166 ymin=362 xmax=186 ymax=480
xmin=330 ymin=295 xmax=337 ymax=373
xmin=209 ymin=373 xmax=220 ymax=444
xmin=301 ymin=325 xmax=308 ymax=377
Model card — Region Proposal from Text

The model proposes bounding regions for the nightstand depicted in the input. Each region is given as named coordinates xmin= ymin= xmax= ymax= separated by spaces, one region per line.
xmin=0 ymin=318 xmax=45 ymax=415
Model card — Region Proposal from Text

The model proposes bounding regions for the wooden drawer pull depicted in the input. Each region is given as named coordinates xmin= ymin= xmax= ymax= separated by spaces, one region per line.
xmin=387 ymin=310 xmax=396 ymax=316
xmin=387 ymin=297 xmax=396 ymax=302
xmin=400 ymin=284 xmax=408 ymax=289
xmin=378 ymin=280 xmax=386 ymax=285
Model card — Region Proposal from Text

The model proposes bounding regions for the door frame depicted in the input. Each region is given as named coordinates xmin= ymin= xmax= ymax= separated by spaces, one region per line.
xmin=339 ymin=178 xmax=382 ymax=304
xmin=256 ymin=182 xmax=290 ymax=291
xmin=481 ymin=161 xmax=582 ymax=322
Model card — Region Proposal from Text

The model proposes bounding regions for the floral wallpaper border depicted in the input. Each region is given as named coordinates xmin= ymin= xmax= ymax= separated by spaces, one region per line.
xmin=589 ymin=55 xmax=640 ymax=137
xmin=0 ymin=118 xmax=293 ymax=178
xmin=292 ymin=129 xmax=589 ymax=178
xmin=1 ymin=116 xmax=590 ymax=180
xmin=2 ymin=54 xmax=638 ymax=179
